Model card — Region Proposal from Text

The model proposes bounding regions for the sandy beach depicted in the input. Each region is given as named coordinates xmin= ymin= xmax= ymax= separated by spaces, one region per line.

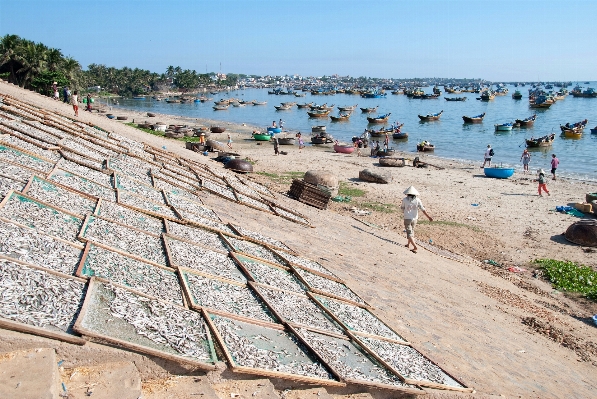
xmin=1 ymin=82 xmax=596 ymax=398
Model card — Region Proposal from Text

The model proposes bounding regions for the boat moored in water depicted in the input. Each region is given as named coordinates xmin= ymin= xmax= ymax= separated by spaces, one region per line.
xmin=515 ymin=114 xmax=537 ymax=127
xmin=367 ymin=113 xmax=391 ymax=123
xmin=526 ymin=133 xmax=555 ymax=147
xmin=495 ymin=122 xmax=514 ymax=132
xmin=462 ymin=113 xmax=486 ymax=123
xmin=418 ymin=110 xmax=443 ymax=121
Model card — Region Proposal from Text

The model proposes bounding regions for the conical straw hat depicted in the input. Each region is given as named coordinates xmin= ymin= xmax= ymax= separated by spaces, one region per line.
xmin=403 ymin=186 xmax=420 ymax=196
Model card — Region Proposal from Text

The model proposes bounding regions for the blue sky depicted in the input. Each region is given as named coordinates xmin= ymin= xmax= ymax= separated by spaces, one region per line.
xmin=1 ymin=0 xmax=595 ymax=81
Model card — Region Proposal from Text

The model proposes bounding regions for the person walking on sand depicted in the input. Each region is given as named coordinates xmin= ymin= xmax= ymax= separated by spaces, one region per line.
xmin=481 ymin=144 xmax=493 ymax=168
xmin=71 ymin=91 xmax=79 ymax=117
xmin=536 ymin=169 xmax=550 ymax=196
xmin=227 ymin=133 xmax=233 ymax=149
xmin=273 ymin=136 xmax=279 ymax=155
xmin=384 ymin=132 xmax=390 ymax=150
xmin=551 ymin=154 xmax=559 ymax=180
xmin=297 ymin=132 xmax=304 ymax=152
xmin=401 ymin=186 xmax=433 ymax=254
xmin=86 ymin=93 xmax=92 ymax=112
xmin=279 ymin=119 xmax=284 ymax=129
xmin=520 ymin=149 xmax=531 ymax=173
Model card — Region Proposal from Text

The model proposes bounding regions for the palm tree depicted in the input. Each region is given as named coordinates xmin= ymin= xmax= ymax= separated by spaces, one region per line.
xmin=0 ymin=34 xmax=23 ymax=84
xmin=61 ymin=56 xmax=81 ymax=87
xmin=15 ymin=41 xmax=49 ymax=88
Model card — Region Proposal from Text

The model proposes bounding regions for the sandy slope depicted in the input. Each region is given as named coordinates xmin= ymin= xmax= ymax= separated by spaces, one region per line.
xmin=1 ymin=82 xmax=596 ymax=398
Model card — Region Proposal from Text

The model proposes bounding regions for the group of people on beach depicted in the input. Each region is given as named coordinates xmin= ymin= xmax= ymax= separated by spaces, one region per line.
xmin=482 ymin=144 xmax=559 ymax=196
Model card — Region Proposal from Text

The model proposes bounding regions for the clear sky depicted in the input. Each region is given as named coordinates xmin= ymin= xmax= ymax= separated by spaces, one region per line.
xmin=1 ymin=0 xmax=595 ymax=81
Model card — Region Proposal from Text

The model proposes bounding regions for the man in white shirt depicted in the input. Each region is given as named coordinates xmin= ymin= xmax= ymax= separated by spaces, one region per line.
xmin=401 ymin=186 xmax=433 ymax=253
xmin=482 ymin=144 xmax=492 ymax=168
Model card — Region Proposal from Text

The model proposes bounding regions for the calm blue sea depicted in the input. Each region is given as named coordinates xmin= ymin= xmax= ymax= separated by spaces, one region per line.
xmin=112 ymin=84 xmax=597 ymax=180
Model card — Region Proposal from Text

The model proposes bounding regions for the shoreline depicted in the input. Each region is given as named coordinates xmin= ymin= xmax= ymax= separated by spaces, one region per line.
xmin=1 ymin=81 xmax=597 ymax=398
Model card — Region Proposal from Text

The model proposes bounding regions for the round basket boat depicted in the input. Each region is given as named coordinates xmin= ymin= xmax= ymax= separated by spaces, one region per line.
xmin=106 ymin=114 xmax=115 ymax=119
xmin=224 ymin=158 xmax=253 ymax=173
xmin=565 ymin=220 xmax=597 ymax=247
xmin=116 ymin=116 xmax=128 ymax=120
xmin=253 ymin=133 xmax=271 ymax=141
xmin=210 ymin=126 xmax=226 ymax=133
xmin=147 ymin=112 xmax=156 ymax=117
xmin=484 ymin=167 xmax=514 ymax=179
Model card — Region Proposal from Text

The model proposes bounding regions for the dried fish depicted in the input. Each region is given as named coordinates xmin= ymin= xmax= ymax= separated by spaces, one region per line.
xmin=81 ymin=215 xmax=167 ymax=266
xmin=231 ymin=225 xmax=292 ymax=251
xmin=48 ymin=169 xmax=115 ymax=201
xmin=295 ymin=328 xmax=415 ymax=388
xmin=162 ymin=163 xmax=199 ymax=182
xmin=276 ymin=250 xmax=338 ymax=278
xmin=0 ymin=192 xmax=83 ymax=242
xmin=113 ymin=173 xmax=165 ymax=203
xmin=0 ymin=133 xmax=61 ymax=161
xmin=107 ymin=155 xmax=154 ymax=185
xmin=358 ymin=336 xmax=464 ymax=388
xmin=235 ymin=255 xmax=304 ymax=293
xmin=96 ymin=200 xmax=164 ymax=235
xmin=58 ymin=150 xmax=105 ymax=171
xmin=181 ymin=211 xmax=234 ymax=234
xmin=201 ymin=178 xmax=237 ymax=201
xmin=0 ymin=259 xmax=86 ymax=333
xmin=226 ymin=237 xmax=286 ymax=267
xmin=100 ymin=283 xmax=212 ymax=360
xmin=271 ymin=205 xmax=310 ymax=225
xmin=183 ymin=272 xmax=274 ymax=323
xmin=235 ymin=192 xmax=272 ymax=212
xmin=25 ymin=176 xmax=97 ymax=216
xmin=0 ymin=145 xmax=55 ymax=173
xmin=295 ymin=269 xmax=365 ymax=305
xmin=226 ymin=176 xmax=264 ymax=199
xmin=153 ymin=178 xmax=199 ymax=201
xmin=313 ymin=295 xmax=405 ymax=342
xmin=60 ymin=138 xmax=111 ymax=162
xmin=0 ymin=162 xmax=36 ymax=182
xmin=0 ymin=220 xmax=82 ymax=274
xmin=28 ymin=120 xmax=69 ymax=139
xmin=165 ymin=235 xmax=244 ymax=282
xmin=56 ymin=160 xmax=112 ymax=187
xmin=0 ymin=175 xmax=27 ymax=199
xmin=152 ymin=168 xmax=200 ymax=190
xmin=152 ymin=171 xmax=199 ymax=193
xmin=5 ymin=120 xmax=62 ymax=145
xmin=116 ymin=190 xmax=178 ymax=220
xmin=212 ymin=315 xmax=333 ymax=380
xmin=166 ymin=222 xmax=229 ymax=252
xmin=255 ymin=286 xmax=340 ymax=334
xmin=164 ymin=193 xmax=220 ymax=221
xmin=81 ymin=244 xmax=183 ymax=306
xmin=238 ymin=176 xmax=275 ymax=198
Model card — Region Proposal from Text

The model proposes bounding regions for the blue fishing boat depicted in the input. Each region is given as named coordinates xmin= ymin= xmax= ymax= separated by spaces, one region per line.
xmin=484 ymin=167 xmax=514 ymax=179
xmin=494 ymin=123 xmax=514 ymax=132
xmin=361 ymin=89 xmax=387 ymax=99
xmin=267 ymin=127 xmax=282 ymax=133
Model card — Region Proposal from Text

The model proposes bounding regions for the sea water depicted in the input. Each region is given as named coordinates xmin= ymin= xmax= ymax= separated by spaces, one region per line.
xmin=112 ymin=84 xmax=597 ymax=180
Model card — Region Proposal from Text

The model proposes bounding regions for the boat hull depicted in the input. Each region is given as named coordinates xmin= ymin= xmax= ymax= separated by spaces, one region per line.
xmin=267 ymin=127 xmax=282 ymax=133
xmin=277 ymin=138 xmax=296 ymax=145
xmin=333 ymin=144 xmax=355 ymax=154
xmin=416 ymin=145 xmax=434 ymax=152
xmin=484 ymin=168 xmax=514 ymax=179
xmin=253 ymin=134 xmax=271 ymax=141
xmin=495 ymin=125 xmax=513 ymax=132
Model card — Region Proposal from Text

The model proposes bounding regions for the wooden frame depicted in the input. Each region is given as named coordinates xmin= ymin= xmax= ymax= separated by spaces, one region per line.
xmin=287 ymin=324 xmax=424 ymax=394
xmin=75 ymin=241 xmax=186 ymax=308
xmin=73 ymin=278 xmax=217 ymax=370
xmin=0 ymin=255 xmax=87 ymax=345
xmin=291 ymin=268 xmax=370 ymax=309
xmin=307 ymin=293 xmax=409 ymax=344
xmin=115 ymin=189 xmax=182 ymax=221
xmin=178 ymin=268 xmax=278 ymax=327
xmin=93 ymin=198 xmax=166 ymax=236
xmin=222 ymin=236 xmax=290 ymax=267
xmin=203 ymin=310 xmax=345 ymax=387
xmin=227 ymin=223 xmax=296 ymax=254
xmin=0 ymin=143 xmax=56 ymax=174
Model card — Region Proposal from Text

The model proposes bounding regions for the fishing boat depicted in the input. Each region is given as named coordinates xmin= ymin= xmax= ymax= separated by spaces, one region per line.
xmin=570 ymin=87 xmax=597 ymax=98
xmin=417 ymin=143 xmax=435 ymax=152
xmin=480 ymin=90 xmax=496 ymax=101
xmin=307 ymin=109 xmax=331 ymax=118
xmin=418 ymin=110 xmax=443 ymax=121
xmin=267 ymin=127 xmax=282 ymax=134
xmin=515 ymin=114 xmax=537 ymax=127
xmin=494 ymin=122 xmax=514 ymax=132
xmin=297 ymin=102 xmax=313 ymax=108
xmin=210 ymin=126 xmax=226 ymax=133
xmin=213 ymin=104 xmax=229 ymax=110
xmin=591 ymin=126 xmax=597 ymax=134
xmin=392 ymin=131 xmax=408 ymax=139
xmin=462 ymin=113 xmax=486 ymax=123
xmin=367 ymin=113 xmax=391 ymax=123
xmin=253 ymin=133 xmax=271 ymax=141
xmin=525 ymin=133 xmax=555 ymax=147
xmin=252 ymin=101 xmax=267 ymax=105
xmin=529 ymin=94 xmax=553 ymax=108
xmin=560 ymin=119 xmax=588 ymax=137
xmin=330 ymin=113 xmax=351 ymax=122
xmin=311 ymin=125 xmax=327 ymax=133
xmin=280 ymin=102 xmax=296 ymax=107
xmin=445 ymin=97 xmax=467 ymax=101
xmin=360 ymin=106 xmax=378 ymax=113
xmin=337 ymin=104 xmax=358 ymax=112
xmin=361 ymin=90 xmax=387 ymax=98
xmin=277 ymin=136 xmax=296 ymax=145
xmin=376 ymin=148 xmax=396 ymax=157
xmin=512 ymin=90 xmax=523 ymax=100
xmin=379 ymin=157 xmax=406 ymax=167
xmin=165 ymin=99 xmax=181 ymax=103
xmin=367 ymin=127 xmax=393 ymax=138
xmin=274 ymin=104 xmax=292 ymax=110
xmin=311 ymin=133 xmax=334 ymax=144
xmin=421 ymin=93 xmax=440 ymax=99
xmin=333 ymin=143 xmax=355 ymax=153
xmin=484 ymin=167 xmax=514 ymax=179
